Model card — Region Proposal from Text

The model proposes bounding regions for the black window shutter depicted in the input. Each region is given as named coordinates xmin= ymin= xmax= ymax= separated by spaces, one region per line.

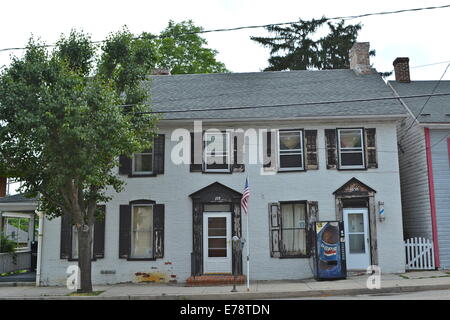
xmin=153 ymin=204 xmax=165 ymax=259
xmin=268 ymin=203 xmax=281 ymax=258
xmin=365 ymin=128 xmax=378 ymax=168
xmin=305 ymin=130 xmax=318 ymax=170
xmin=307 ymin=201 xmax=319 ymax=256
xmin=190 ymin=132 xmax=202 ymax=172
xmin=263 ymin=131 xmax=276 ymax=169
xmin=60 ymin=210 xmax=73 ymax=260
xmin=93 ymin=205 xmax=106 ymax=259
xmin=154 ymin=134 xmax=165 ymax=174
xmin=119 ymin=155 xmax=132 ymax=175
xmin=232 ymin=133 xmax=245 ymax=172
xmin=325 ymin=129 xmax=337 ymax=169
xmin=119 ymin=205 xmax=131 ymax=259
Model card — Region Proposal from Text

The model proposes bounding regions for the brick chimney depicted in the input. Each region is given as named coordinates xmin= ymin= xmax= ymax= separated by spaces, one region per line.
xmin=349 ymin=42 xmax=372 ymax=75
xmin=0 ymin=177 xmax=6 ymax=197
xmin=152 ymin=68 xmax=171 ymax=75
xmin=393 ymin=57 xmax=410 ymax=83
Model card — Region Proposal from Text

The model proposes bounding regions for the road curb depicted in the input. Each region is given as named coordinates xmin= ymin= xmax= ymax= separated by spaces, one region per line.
xmin=1 ymin=283 xmax=450 ymax=300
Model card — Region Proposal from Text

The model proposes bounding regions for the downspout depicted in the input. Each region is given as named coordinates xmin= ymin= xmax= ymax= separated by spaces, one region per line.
xmin=35 ymin=210 xmax=44 ymax=286
xmin=424 ymin=127 xmax=440 ymax=268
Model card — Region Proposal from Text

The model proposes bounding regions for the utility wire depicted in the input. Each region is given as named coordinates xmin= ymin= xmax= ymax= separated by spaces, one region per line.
xmin=398 ymin=62 xmax=450 ymax=144
xmin=1 ymin=4 xmax=450 ymax=53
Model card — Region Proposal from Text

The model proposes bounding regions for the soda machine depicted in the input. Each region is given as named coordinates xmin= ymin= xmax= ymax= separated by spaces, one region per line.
xmin=311 ymin=221 xmax=347 ymax=280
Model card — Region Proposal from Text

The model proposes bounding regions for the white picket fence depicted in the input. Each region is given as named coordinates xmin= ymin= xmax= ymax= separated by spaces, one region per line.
xmin=405 ymin=237 xmax=435 ymax=270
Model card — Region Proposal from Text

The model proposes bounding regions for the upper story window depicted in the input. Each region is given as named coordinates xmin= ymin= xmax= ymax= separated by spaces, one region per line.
xmin=132 ymin=149 xmax=153 ymax=175
xmin=337 ymin=128 xmax=365 ymax=169
xmin=278 ymin=130 xmax=304 ymax=171
xmin=204 ymin=132 xmax=230 ymax=173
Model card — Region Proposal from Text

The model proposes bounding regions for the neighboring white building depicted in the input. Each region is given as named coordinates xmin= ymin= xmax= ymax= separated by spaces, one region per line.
xmin=32 ymin=43 xmax=407 ymax=285
xmin=389 ymin=58 xmax=450 ymax=269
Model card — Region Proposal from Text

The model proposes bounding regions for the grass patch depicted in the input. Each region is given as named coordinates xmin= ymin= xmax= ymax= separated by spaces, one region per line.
xmin=399 ymin=274 xmax=409 ymax=279
xmin=0 ymin=269 xmax=29 ymax=277
xmin=67 ymin=290 xmax=105 ymax=297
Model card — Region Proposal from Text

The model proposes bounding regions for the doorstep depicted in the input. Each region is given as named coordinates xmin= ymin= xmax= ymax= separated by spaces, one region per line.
xmin=186 ymin=275 xmax=246 ymax=286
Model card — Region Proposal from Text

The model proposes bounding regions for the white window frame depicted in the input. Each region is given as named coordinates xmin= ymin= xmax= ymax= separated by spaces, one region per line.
xmin=203 ymin=131 xmax=231 ymax=173
xmin=132 ymin=149 xmax=154 ymax=175
xmin=277 ymin=129 xmax=304 ymax=171
xmin=71 ymin=225 xmax=94 ymax=260
xmin=130 ymin=204 xmax=154 ymax=259
xmin=337 ymin=128 xmax=365 ymax=169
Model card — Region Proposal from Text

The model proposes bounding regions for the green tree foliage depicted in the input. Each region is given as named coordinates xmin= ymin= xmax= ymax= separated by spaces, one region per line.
xmin=0 ymin=30 xmax=158 ymax=292
xmin=251 ymin=18 xmax=373 ymax=71
xmin=146 ymin=20 xmax=228 ymax=74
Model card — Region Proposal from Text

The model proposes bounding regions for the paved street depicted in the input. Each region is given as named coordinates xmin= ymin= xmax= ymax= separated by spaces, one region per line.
xmin=291 ymin=288 xmax=450 ymax=300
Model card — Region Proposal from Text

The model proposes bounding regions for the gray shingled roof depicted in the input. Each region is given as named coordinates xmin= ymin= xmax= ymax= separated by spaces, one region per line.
xmin=389 ymin=80 xmax=450 ymax=123
xmin=0 ymin=194 xmax=38 ymax=203
xmin=147 ymin=69 xmax=406 ymax=120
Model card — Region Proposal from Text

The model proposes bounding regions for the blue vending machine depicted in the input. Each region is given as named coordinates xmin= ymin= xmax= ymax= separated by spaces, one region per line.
xmin=312 ymin=221 xmax=347 ymax=280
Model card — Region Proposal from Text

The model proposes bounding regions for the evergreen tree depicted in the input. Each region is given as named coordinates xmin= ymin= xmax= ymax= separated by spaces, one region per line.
xmin=251 ymin=18 xmax=370 ymax=71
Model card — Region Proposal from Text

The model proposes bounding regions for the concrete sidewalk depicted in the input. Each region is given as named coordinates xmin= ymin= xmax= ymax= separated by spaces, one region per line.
xmin=0 ymin=271 xmax=450 ymax=300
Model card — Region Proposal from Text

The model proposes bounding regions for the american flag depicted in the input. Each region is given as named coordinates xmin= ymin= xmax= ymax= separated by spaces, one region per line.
xmin=241 ymin=177 xmax=250 ymax=215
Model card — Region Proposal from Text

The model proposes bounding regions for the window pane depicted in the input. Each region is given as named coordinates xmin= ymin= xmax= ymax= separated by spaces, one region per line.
xmin=208 ymin=249 xmax=227 ymax=257
xmin=279 ymin=132 xmax=301 ymax=150
xmin=280 ymin=203 xmax=307 ymax=255
xmin=340 ymin=130 xmax=362 ymax=148
xmin=134 ymin=153 xmax=153 ymax=172
xmin=131 ymin=206 xmax=153 ymax=258
xmin=205 ymin=133 xmax=227 ymax=153
xmin=348 ymin=213 xmax=364 ymax=233
xmin=280 ymin=154 xmax=303 ymax=168
xmin=208 ymin=238 xmax=226 ymax=249
xmin=341 ymin=152 xmax=363 ymax=166
xmin=132 ymin=231 xmax=153 ymax=258
xmin=204 ymin=204 xmax=231 ymax=212
xmin=282 ymin=229 xmax=306 ymax=253
xmin=349 ymin=234 xmax=365 ymax=253
xmin=208 ymin=217 xmax=226 ymax=236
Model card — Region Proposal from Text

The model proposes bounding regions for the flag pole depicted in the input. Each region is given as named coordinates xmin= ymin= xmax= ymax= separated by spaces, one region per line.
xmin=246 ymin=176 xmax=250 ymax=292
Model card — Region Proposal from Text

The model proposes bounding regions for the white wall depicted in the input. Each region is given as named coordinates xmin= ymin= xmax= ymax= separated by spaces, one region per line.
xmin=40 ymin=119 xmax=406 ymax=285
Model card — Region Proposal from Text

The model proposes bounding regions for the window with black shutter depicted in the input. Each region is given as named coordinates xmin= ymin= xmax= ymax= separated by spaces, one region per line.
xmin=119 ymin=200 xmax=165 ymax=260
xmin=305 ymin=130 xmax=318 ymax=170
xmin=119 ymin=135 xmax=165 ymax=177
xmin=60 ymin=206 xmax=106 ymax=261
xmin=268 ymin=201 xmax=318 ymax=258
xmin=325 ymin=129 xmax=337 ymax=169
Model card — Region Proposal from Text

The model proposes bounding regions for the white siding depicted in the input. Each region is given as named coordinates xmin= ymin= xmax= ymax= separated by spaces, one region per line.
xmin=397 ymin=114 xmax=432 ymax=239
xmin=430 ymin=129 xmax=450 ymax=269
xmin=40 ymin=120 xmax=406 ymax=285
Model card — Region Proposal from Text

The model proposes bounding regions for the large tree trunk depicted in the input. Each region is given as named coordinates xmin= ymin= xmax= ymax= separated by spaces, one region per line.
xmin=77 ymin=224 xmax=93 ymax=293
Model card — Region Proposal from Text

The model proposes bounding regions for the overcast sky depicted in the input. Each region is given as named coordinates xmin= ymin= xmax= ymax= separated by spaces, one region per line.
xmin=1 ymin=0 xmax=450 ymax=81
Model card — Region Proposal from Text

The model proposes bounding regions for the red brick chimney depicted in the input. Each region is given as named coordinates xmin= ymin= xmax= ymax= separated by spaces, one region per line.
xmin=0 ymin=177 xmax=6 ymax=197
xmin=393 ymin=57 xmax=410 ymax=83
xmin=349 ymin=42 xmax=372 ymax=75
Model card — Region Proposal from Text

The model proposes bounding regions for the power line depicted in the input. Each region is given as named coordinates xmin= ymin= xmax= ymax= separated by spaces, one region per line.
xmin=127 ymin=91 xmax=450 ymax=115
xmin=1 ymin=4 xmax=450 ymax=53
xmin=398 ymin=62 xmax=450 ymax=143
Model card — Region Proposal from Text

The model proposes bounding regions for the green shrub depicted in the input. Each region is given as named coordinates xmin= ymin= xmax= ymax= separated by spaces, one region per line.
xmin=0 ymin=233 xmax=17 ymax=264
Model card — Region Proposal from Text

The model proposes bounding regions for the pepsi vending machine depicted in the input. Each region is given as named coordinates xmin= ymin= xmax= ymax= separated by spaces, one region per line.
xmin=312 ymin=221 xmax=346 ymax=280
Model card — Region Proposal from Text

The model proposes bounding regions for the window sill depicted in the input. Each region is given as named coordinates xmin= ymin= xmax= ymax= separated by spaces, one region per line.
xmin=279 ymin=254 xmax=310 ymax=259
xmin=337 ymin=167 xmax=367 ymax=171
xmin=276 ymin=168 xmax=306 ymax=173
xmin=126 ymin=258 xmax=157 ymax=261
xmin=128 ymin=173 xmax=158 ymax=178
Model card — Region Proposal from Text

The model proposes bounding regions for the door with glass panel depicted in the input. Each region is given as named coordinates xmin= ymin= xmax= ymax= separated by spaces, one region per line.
xmin=203 ymin=212 xmax=232 ymax=274
xmin=343 ymin=208 xmax=370 ymax=270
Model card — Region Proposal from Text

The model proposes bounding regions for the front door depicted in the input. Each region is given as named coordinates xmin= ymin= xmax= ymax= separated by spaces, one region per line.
xmin=343 ymin=208 xmax=371 ymax=270
xmin=203 ymin=212 xmax=232 ymax=274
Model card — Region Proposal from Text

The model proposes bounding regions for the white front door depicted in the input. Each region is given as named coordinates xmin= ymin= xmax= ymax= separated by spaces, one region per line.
xmin=203 ymin=212 xmax=232 ymax=274
xmin=343 ymin=208 xmax=371 ymax=270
